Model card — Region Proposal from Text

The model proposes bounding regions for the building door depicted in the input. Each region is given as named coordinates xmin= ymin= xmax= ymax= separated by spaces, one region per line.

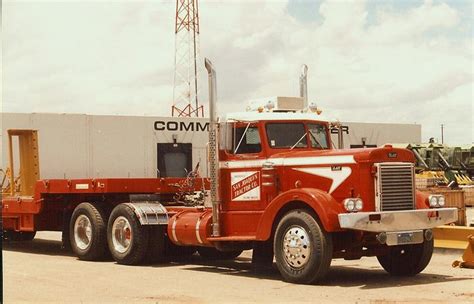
xmin=157 ymin=143 xmax=192 ymax=177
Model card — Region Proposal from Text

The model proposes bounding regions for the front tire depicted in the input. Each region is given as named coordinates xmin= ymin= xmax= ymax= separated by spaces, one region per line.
xmin=377 ymin=239 xmax=434 ymax=276
xmin=274 ymin=209 xmax=333 ymax=284
xmin=107 ymin=204 xmax=150 ymax=265
xmin=70 ymin=203 xmax=108 ymax=260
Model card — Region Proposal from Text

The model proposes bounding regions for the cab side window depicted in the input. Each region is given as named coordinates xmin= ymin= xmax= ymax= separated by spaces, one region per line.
xmin=229 ymin=125 xmax=262 ymax=154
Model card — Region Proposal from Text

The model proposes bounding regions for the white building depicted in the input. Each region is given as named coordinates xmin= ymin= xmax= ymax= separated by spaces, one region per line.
xmin=1 ymin=113 xmax=421 ymax=179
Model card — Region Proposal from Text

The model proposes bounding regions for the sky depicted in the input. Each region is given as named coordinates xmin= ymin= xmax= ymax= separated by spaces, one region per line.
xmin=2 ymin=0 xmax=473 ymax=145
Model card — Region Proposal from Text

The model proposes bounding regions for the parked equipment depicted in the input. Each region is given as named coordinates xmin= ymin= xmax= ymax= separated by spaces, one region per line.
xmin=452 ymin=234 xmax=474 ymax=269
xmin=1 ymin=59 xmax=459 ymax=284
xmin=405 ymin=143 xmax=473 ymax=187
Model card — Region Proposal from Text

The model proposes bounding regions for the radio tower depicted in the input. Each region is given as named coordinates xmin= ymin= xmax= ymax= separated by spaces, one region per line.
xmin=172 ymin=0 xmax=204 ymax=117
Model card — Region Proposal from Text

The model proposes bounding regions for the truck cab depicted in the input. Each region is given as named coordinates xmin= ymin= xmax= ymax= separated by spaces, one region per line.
xmin=200 ymin=58 xmax=457 ymax=283
xmin=218 ymin=112 xmax=335 ymax=237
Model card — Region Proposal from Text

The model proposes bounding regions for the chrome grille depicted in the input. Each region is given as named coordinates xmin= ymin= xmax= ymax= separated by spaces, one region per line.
xmin=376 ymin=163 xmax=415 ymax=211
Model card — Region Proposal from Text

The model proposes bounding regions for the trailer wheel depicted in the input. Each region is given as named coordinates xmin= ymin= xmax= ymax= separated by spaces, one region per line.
xmin=70 ymin=203 xmax=108 ymax=261
xmin=274 ymin=209 xmax=332 ymax=284
xmin=107 ymin=204 xmax=149 ymax=265
xmin=377 ymin=239 xmax=434 ymax=276
xmin=197 ymin=247 xmax=242 ymax=260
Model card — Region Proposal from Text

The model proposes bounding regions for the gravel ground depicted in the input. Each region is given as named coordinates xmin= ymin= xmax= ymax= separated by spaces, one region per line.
xmin=2 ymin=231 xmax=474 ymax=304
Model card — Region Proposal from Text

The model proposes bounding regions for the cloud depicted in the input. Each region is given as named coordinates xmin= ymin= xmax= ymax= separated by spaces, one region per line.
xmin=2 ymin=0 xmax=473 ymax=144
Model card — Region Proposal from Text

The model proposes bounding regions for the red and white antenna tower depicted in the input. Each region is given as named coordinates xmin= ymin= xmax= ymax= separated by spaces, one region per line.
xmin=172 ymin=0 xmax=204 ymax=117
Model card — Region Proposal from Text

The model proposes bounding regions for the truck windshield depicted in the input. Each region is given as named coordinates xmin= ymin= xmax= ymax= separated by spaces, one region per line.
xmin=308 ymin=123 xmax=329 ymax=149
xmin=266 ymin=123 xmax=307 ymax=149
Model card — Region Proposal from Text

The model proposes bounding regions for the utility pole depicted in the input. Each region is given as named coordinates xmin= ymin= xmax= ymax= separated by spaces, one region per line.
xmin=172 ymin=0 xmax=204 ymax=117
xmin=441 ymin=124 xmax=444 ymax=144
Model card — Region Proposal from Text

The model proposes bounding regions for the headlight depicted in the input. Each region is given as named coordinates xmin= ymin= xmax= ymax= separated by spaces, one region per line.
xmin=344 ymin=199 xmax=355 ymax=211
xmin=428 ymin=195 xmax=445 ymax=208
xmin=343 ymin=198 xmax=363 ymax=212
xmin=437 ymin=196 xmax=445 ymax=207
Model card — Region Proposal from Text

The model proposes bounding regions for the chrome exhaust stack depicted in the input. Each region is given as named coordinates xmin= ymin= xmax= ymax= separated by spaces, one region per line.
xmin=204 ymin=58 xmax=221 ymax=237
xmin=299 ymin=64 xmax=308 ymax=110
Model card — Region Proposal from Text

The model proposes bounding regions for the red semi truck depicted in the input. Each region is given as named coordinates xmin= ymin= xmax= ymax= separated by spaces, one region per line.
xmin=1 ymin=59 xmax=458 ymax=284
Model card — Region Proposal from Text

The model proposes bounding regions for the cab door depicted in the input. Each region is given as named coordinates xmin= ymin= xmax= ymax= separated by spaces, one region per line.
xmin=219 ymin=122 xmax=267 ymax=236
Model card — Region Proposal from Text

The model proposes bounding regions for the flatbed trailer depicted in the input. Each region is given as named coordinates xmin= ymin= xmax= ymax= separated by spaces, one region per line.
xmin=1 ymin=59 xmax=459 ymax=284
xmin=2 ymin=177 xmax=209 ymax=235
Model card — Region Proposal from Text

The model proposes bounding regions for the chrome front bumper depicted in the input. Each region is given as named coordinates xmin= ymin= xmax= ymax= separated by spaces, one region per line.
xmin=338 ymin=208 xmax=458 ymax=232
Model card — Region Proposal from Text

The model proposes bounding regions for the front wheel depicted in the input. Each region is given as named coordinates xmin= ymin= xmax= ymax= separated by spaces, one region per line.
xmin=377 ymin=239 xmax=434 ymax=276
xmin=274 ymin=209 xmax=333 ymax=284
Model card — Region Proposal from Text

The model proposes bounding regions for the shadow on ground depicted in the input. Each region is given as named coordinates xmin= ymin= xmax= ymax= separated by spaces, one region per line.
xmin=2 ymin=238 xmax=74 ymax=257
xmin=3 ymin=237 xmax=471 ymax=289
xmin=182 ymin=259 xmax=471 ymax=289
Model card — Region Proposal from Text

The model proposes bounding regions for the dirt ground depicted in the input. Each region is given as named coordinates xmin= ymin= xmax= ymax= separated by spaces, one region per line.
xmin=2 ymin=231 xmax=473 ymax=304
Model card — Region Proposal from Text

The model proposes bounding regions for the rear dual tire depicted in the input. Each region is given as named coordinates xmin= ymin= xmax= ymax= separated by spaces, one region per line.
xmin=107 ymin=204 xmax=165 ymax=265
xmin=70 ymin=203 xmax=108 ymax=261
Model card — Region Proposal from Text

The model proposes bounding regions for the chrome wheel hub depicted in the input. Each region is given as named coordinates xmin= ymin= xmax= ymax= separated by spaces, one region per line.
xmin=112 ymin=216 xmax=132 ymax=254
xmin=74 ymin=214 xmax=92 ymax=250
xmin=282 ymin=225 xmax=311 ymax=269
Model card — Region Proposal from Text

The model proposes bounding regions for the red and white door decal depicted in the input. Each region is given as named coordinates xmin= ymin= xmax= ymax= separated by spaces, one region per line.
xmin=231 ymin=171 xmax=260 ymax=201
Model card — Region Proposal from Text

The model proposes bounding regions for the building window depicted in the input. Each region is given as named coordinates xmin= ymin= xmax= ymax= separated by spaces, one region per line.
xmin=157 ymin=143 xmax=192 ymax=177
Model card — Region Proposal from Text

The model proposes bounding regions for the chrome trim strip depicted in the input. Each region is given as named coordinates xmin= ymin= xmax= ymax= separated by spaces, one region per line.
xmin=220 ymin=155 xmax=356 ymax=169
xmin=195 ymin=217 xmax=203 ymax=244
xmin=172 ymin=218 xmax=179 ymax=244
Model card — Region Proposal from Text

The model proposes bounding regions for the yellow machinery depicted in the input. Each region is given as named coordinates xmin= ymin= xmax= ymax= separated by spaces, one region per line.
xmin=2 ymin=129 xmax=40 ymax=196
xmin=433 ymin=226 xmax=474 ymax=269
xmin=433 ymin=226 xmax=474 ymax=249
xmin=0 ymin=168 xmax=16 ymax=194
xmin=452 ymin=235 xmax=474 ymax=269
xmin=0 ymin=168 xmax=7 ymax=190
xmin=454 ymin=173 xmax=473 ymax=185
